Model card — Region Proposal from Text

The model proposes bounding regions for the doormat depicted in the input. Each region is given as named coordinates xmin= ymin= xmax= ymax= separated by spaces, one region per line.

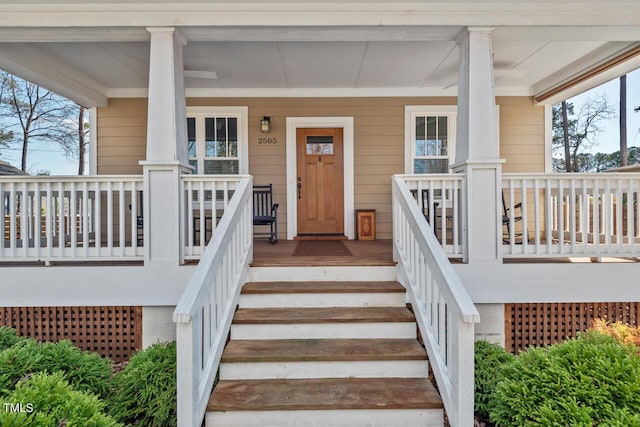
xmin=292 ymin=240 xmax=353 ymax=257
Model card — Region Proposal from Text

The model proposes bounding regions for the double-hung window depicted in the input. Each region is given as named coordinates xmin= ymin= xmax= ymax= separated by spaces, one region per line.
xmin=186 ymin=107 xmax=248 ymax=175
xmin=405 ymin=106 xmax=457 ymax=174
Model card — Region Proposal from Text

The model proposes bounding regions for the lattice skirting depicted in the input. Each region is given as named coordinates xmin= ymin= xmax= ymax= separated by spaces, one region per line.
xmin=505 ymin=302 xmax=640 ymax=354
xmin=0 ymin=306 xmax=142 ymax=362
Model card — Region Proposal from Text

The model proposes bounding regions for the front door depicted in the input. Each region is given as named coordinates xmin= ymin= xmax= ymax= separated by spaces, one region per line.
xmin=296 ymin=128 xmax=344 ymax=236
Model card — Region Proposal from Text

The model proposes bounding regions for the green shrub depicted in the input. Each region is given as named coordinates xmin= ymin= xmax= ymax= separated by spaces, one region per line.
xmin=0 ymin=327 xmax=23 ymax=352
xmin=0 ymin=339 xmax=112 ymax=398
xmin=0 ymin=371 xmax=121 ymax=427
xmin=474 ymin=340 xmax=514 ymax=421
xmin=109 ymin=341 xmax=177 ymax=427
xmin=489 ymin=332 xmax=640 ymax=426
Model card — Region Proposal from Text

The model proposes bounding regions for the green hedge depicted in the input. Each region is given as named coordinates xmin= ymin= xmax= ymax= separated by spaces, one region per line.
xmin=489 ymin=332 xmax=640 ymax=426
xmin=109 ymin=341 xmax=177 ymax=427
xmin=0 ymin=339 xmax=112 ymax=398
xmin=474 ymin=340 xmax=514 ymax=421
xmin=0 ymin=372 xmax=121 ymax=427
xmin=0 ymin=327 xmax=24 ymax=352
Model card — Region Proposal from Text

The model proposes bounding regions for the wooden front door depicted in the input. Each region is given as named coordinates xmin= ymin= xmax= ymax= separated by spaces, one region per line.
xmin=296 ymin=128 xmax=344 ymax=235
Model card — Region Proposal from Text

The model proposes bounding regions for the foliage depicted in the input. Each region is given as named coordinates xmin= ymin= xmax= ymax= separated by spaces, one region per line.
xmin=109 ymin=341 xmax=177 ymax=427
xmin=552 ymin=96 xmax=615 ymax=172
xmin=0 ymin=327 xmax=24 ymax=352
xmin=0 ymin=339 xmax=112 ymax=398
xmin=554 ymin=146 xmax=640 ymax=173
xmin=0 ymin=371 xmax=121 ymax=427
xmin=474 ymin=340 xmax=515 ymax=421
xmin=489 ymin=332 xmax=640 ymax=426
xmin=590 ymin=318 xmax=640 ymax=350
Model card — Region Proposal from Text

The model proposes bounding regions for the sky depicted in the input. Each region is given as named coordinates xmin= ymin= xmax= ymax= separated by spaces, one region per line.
xmin=1 ymin=69 xmax=639 ymax=175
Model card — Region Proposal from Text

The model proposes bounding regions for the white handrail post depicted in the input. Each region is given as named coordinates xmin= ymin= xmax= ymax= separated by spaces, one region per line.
xmin=141 ymin=27 xmax=190 ymax=267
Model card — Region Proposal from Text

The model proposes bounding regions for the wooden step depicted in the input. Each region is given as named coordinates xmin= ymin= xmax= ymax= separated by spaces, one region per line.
xmin=230 ymin=307 xmax=417 ymax=339
xmin=241 ymin=281 xmax=405 ymax=294
xmin=208 ymin=378 xmax=443 ymax=412
xmin=219 ymin=338 xmax=429 ymax=380
xmin=239 ymin=281 xmax=407 ymax=308
xmin=233 ymin=307 xmax=415 ymax=324
xmin=222 ymin=339 xmax=426 ymax=362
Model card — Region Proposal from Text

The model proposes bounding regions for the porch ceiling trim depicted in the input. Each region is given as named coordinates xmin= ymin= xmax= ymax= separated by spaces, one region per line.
xmin=1 ymin=2 xmax=640 ymax=28
xmin=533 ymin=42 xmax=640 ymax=106
xmin=0 ymin=43 xmax=108 ymax=107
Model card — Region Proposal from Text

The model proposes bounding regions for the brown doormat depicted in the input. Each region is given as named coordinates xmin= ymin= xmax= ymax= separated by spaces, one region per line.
xmin=292 ymin=240 xmax=353 ymax=257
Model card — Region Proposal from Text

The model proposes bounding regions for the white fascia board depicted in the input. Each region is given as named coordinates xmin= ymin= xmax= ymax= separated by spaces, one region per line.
xmin=107 ymin=86 xmax=532 ymax=99
xmin=1 ymin=3 xmax=640 ymax=27
xmin=0 ymin=43 xmax=108 ymax=107
xmin=455 ymin=263 xmax=640 ymax=304
xmin=533 ymin=41 xmax=640 ymax=106
xmin=0 ymin=28 xmax=150 ymax=43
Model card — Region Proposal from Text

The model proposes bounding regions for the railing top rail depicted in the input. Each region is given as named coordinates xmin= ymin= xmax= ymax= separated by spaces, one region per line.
xmin=173 ymin=176 xmax=252 ymax=323
xmin=0 ymin=175 xmax=143 ymax=182
xmin=392 ymin=175 xmax=479 ymax=324
xmin=181 ymin=174 xmax=252 ymax=182
xmin=503 ymin=172 xmax=640 ymax=179
xmin=396 ymin=173 xmax=464 ymax=181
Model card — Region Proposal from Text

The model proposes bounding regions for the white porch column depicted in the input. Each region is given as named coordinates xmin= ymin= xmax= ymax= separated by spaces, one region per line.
xmin=140 ymin=27 xmax=189 ymax=266
xmin=453 ymin=27 xmax=504 ymax=264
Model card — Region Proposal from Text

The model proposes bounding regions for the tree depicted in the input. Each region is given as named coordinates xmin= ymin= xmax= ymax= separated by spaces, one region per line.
xmin=552 ymin=95 xmax=615 ymax=172
xmin=619 ymin=75 xmax=628 ymax=166
xmin=0 ymin=71 xmax=77 ymax=172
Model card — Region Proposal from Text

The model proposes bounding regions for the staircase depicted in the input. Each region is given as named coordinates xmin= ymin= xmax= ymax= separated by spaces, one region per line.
xmin=206 ymin=281 xmax=444 ymax=427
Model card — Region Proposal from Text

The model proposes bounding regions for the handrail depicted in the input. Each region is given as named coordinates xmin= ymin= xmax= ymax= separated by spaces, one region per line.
xmin=173 ymin=176 xmax=253 ymax=427
xmin=392 ymin=175 xmax=479 ymax=427
xmin=0 ymin=175 xmax=144 ymax=261
xmin=503 ymin=172 xmax=640 ymax=257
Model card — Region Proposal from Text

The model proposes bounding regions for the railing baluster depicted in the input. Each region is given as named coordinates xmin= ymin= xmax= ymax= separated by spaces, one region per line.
xmin=95 ymin=181 xmax=102 ymax=257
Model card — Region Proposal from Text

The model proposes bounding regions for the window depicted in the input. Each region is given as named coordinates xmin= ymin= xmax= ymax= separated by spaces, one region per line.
xmin=186 ymin=107 xmax=248 ymax=174
xmin=405 ymin=106 xmax=457 ymax=174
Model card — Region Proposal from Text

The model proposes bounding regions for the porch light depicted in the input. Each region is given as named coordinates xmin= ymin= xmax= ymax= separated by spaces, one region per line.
xmin=261 ymin=116 xmax=271 ymax=133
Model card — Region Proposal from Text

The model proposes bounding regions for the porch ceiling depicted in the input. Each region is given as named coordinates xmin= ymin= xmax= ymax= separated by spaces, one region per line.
xmin=0 ymin=24 xmax=639 ymax=106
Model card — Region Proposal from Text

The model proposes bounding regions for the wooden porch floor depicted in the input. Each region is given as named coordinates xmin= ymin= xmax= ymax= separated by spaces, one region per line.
xmin=251 ymin=239 xmax=395 ymax=267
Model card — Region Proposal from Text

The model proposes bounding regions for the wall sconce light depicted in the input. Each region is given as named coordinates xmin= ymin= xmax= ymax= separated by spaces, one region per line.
xmin=261 ymin=116 xmax=271 ymax=133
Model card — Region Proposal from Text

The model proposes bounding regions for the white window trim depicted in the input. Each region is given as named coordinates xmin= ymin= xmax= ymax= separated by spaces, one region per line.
xmin=404 ymin=105 xmax=458 ymax=174
xmin=186 ymin=106 xmax=248 ymax=174
xmin=285 ymin=117 xmax=355 ymax=240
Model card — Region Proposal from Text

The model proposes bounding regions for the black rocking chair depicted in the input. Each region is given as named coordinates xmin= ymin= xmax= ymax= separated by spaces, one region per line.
xmin=253 ymin=184 xmax=279 ymax=243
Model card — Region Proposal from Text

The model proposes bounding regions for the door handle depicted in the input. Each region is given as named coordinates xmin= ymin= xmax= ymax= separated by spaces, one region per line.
xmin=297 ymin=182 xmax=302 ymax=199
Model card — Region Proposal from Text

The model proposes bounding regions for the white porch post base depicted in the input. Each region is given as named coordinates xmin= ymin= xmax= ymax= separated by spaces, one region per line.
xmin=454 ymin=160 xmax=504 ymax=264
xmin=142 ymin=162 xmax=190 ymax=266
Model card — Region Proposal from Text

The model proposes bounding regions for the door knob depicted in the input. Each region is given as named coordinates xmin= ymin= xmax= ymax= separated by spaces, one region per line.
xmin=297 ymin=182 xmax=302 ymax=199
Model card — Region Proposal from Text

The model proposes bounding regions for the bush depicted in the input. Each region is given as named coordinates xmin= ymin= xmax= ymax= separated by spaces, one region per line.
xmin=109 ymin=341 xmax=177 ymax=427
xmin=0 ymin=371 xmax=121 ymax=427
xmin=474 ymin=340 xmax=514 ymax=421
xmin=0 ymin=327 xmax=24 ymax=352
xmin=489 ymin=332 xmax=640 ymax=426
xmin=591 ymin=318 xmax=640 ymax=350
xmin=0 ymin=339 xmax=112 ymax=398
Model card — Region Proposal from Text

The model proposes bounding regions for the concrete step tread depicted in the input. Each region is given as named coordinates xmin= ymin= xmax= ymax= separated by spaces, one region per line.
xmin=233 ymin=307 xmax=415 ymax=324
xmin=208 ymin=378 xmax=443 ymax=412
xmin=221 ymin=339 xmax=427 ymax=363
xmin=241 ymin=281 xmax=405 ymax=294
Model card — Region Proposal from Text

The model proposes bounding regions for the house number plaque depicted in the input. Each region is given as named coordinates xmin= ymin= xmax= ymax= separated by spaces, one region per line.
xmin=258 ymin=137 xmax=278 ymax=144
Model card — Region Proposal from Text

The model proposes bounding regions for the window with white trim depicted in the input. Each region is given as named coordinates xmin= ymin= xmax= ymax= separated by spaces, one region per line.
xmin=405 ymin=106 xmax=457 ymax=174
xmin=186 ymin=107 xmax=248 ymax=174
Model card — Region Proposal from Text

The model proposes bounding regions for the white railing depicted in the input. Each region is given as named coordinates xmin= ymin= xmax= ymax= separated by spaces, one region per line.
xmin=0 ymin=176 xmax=144 ymax=261
xmin=502 ymin=173 xmax=640 ymax=257
xmin=392 ymin=176 xmax=479 ymax=427
xmin=181 ymin=175 xmax=247 ymax=260
xmin=173 ymin=176 xmax=253 ymax=427
xmin=399 ymin=174 xmax=464 ymax=258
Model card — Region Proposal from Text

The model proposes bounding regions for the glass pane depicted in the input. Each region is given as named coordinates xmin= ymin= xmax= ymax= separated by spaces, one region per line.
xmin=416 ymin=116 xmax=425 ymax=140
xmin=426 ymin=116 xmax=436 ymax=141
xmin=205 ymin=118 xmax=216 ymax=157
xmin=228 ymin=139 xmax=238 ymax=157
xmin=414 ymin=159 xmax=449 ymax=174
xmin=228 ymin=118 xmax=237 ymax=142
xmin=189 ymin=159 xmax=198 ymax=174
xmin=204 ymin=160 xmax=239 ymax=175
xmin=415 ymin=116 xmax=426 ymax=156
xmin=437 ymin=116 xmax=448 ymax=156
xmin=307 ymin=136 xmax=334 ymax=154
xmin=188 ymin=140 xmax=197 ymax=158
xmin=187 ymin=118 xmax=196 ymax=157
